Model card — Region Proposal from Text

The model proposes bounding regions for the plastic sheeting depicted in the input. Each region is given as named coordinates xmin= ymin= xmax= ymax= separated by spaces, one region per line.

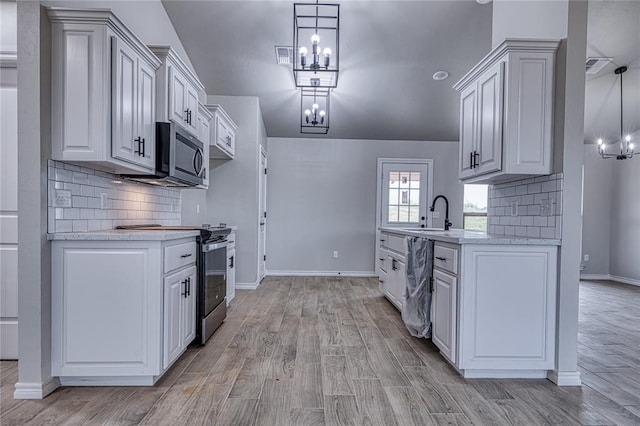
xmin=402 ymin=237 xmax=433 ymax=338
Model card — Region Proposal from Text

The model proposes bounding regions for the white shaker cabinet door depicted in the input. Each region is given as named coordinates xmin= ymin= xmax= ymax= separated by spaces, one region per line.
xmin=458 ymin=84 xmax=477 ymax=180
xmin=476 ymin=61 xmax=504 ymax=176
xmin=182 ymin=266 xmax=197 ymax=347
xmin=136 ymin=59 xmax=156 ymax=170
xmin=185 ymin=85 xmax=199 ymax=135
xmin=432 ymin=269 xmax=457 ymax=363
xmin=163 ymin=269 xmax=184 ymax=369
xmin=111 ymin=36 xmax=138 ymax=165
xmin=170 ymin=68 xmax=188 ymax=127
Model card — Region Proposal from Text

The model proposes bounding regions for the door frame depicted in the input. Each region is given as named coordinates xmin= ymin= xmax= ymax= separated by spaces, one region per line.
xmin=257 ymin=145 xmax=267 ymax=283
xmin=375 ymin=158 xmax=434 ymax=272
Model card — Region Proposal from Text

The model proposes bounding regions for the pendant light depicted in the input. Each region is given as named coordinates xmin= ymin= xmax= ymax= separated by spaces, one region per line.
xmin=596 ymin=66 xmax=636 ymax=160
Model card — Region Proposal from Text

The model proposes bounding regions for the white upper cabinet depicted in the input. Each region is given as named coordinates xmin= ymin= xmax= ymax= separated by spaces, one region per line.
xmin=48 ymin=8 xmax=161 ymax=174
xmin=149 ymin=46 xmax=205 ymax=138
xmin=207 ymin=104 xmax=237 ymax=159
xmin=454 ymin=39 xmax=559 ymax=184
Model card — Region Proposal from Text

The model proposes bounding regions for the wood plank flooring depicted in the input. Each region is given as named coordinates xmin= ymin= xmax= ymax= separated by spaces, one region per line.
xmin=1 ymin=277 xmax=639 ymax=425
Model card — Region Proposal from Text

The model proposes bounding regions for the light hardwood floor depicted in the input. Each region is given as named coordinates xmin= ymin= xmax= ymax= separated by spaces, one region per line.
xmin=1 ymin=277 xmax=639 ymax=425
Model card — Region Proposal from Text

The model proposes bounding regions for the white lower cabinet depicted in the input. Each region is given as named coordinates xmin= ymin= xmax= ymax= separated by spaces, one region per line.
xmin=52 ymin=237 xmax=197 ymax=386
xmin=431 ymin=269 xmax=457 ymax=364
xmin=430 ymin=242 xmax=557 ymax=378
xmin=377 ymin=234 xmax=406 ymax=312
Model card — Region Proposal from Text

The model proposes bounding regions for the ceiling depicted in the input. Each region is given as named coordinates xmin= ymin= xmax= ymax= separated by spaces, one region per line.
xmin=162 ymin=0 xmax=493 ymax=141
xmin=584 ymin=0 xmax=640 ymax=144
xmin=163 ymin=1 xmax=640 ymax=144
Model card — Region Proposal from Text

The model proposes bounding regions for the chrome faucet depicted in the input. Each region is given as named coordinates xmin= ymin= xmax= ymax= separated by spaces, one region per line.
xmin=430 ymin=195 xmax=452 ymax=231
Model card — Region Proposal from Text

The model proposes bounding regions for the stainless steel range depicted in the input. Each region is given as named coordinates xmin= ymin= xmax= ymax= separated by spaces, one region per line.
xmin=115 ymin=224 xmax=231 ymax=345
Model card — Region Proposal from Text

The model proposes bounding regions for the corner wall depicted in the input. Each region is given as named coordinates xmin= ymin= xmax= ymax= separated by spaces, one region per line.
xmin=265 ymin=138 xmax=462 ymax=275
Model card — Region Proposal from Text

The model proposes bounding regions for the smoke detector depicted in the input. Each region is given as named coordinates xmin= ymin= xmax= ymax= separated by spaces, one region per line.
xmin=274 ymin=46 xmax=293 ymax=65
xmin=585 ymin=57 xmax=612 ymax=75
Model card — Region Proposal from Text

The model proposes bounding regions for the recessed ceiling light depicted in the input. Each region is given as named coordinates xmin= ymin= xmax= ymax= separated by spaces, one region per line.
xmin=432 ymin=71 xmax=449 ymax=81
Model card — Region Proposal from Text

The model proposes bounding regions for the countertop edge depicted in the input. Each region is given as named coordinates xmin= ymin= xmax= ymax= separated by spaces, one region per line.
xmin=48 ymin=230 xmax=201 ymax=241
xmin=379 ymin=227 xmax=561 ymax=246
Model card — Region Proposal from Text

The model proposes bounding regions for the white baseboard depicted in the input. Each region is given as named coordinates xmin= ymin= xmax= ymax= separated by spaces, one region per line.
xmin=235 ymin=281 xmax=260 ymax=290
xmin=580 ymin=274 xmax=611 ymax=281
xmin=580 ymin=273 xmax=640 ymax=287
xmin=462 ymin=369 xmax=548 ymax=379
xmin=265 ymin=270 xmax=376 ymax=277
xmin=14 ymin=377 xmax=60 ymax=399
xmin=610 ymin=274 xmax=640 ymax=287
xmin=547 ymin=370 xmax=582 ymax=386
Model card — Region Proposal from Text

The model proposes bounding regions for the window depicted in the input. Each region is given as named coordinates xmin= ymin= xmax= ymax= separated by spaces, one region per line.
xmin=463 ymin=184 xmax=488 ymax=231
xmin=387 ymin=171 xmax=421 ymax=224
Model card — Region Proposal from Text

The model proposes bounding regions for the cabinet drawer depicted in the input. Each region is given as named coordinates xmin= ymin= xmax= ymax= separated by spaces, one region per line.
xmin=434 ymin=244 xmax=458 ymax=275
xmin=164 ymin=241 xmax=197 ymax=273
xmin=382 ymin=234 xmax=406 ymax=256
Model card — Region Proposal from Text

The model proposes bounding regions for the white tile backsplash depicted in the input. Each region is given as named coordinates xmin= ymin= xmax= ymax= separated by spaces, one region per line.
xmin=488 ymin=173 xmax=563 ymax=239
xmin=47 ymin=160 xmax=181 ymax=233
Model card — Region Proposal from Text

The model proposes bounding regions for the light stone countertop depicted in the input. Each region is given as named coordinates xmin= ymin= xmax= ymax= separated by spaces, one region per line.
xmin=379 ymin=227 xmax=561 ymax=246
xmin=48 ymin=229 xmax=201 ymax=241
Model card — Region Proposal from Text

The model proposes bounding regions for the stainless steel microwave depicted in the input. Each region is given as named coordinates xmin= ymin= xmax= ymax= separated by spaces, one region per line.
xmin=124 ymin=122 xmax=204 ymax=187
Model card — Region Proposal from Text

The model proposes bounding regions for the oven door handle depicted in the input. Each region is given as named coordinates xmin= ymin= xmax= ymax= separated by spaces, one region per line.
xmin=203 ymin=241 xmax=228 ymax=252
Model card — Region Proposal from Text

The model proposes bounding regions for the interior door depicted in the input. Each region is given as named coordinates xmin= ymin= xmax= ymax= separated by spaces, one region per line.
xmin=379 ymin=161 xmax=431 ymax=229
xmin=258 ymin=148 xmax=267 ymax=281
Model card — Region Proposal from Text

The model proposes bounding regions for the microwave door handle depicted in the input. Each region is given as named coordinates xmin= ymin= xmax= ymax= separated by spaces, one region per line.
xmin=193 ymin=148 xmax=204 ymax=176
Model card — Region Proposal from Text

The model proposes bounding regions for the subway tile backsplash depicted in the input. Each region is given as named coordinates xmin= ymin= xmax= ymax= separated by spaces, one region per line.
xmin=47 ymin=160 xmax=181 ymax=233
xmin=487 ymin=173 xmax=563 ymax=239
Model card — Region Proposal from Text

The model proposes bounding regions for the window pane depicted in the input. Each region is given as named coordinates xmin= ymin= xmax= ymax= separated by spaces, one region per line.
xmin=464 ymin=215 xmax=487 ymax=231
xmin=408 ymin=206 xmax=419 ymax=223
xmin=409 ymin=189 xmax=420 ymax=206
xmin=389 ymin=172 xmax=400 ymax=188
xmin=410 ymin=173 xmax=420 ymax=189
xmin=398 ymin=205 xmax=409 ymax=222
xmin=463 ymin=184 xmax=488 ymax=213
xmin=388 ymin=206 xmax=399 ymax=222
xmin=401 ymin=190 xmax=408 ymax=204
xmin=399 ymin=172 xmax=410 ymax=188
xmin=389 ymin=189 xmax=399 ymax=205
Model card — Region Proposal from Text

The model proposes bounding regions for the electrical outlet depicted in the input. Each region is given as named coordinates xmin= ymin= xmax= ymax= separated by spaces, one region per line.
xmin=541 ymin=198 xmax=553 ymax=216
xmin=333 ymin=251 xmax=339 ymax=259
xmin=53 ymin=189 xmax=72 ymax=208
xmin=432 ymin=211 xmax=440 ymax=219
xmin=100 ymin=193 xmax=108 ymax=210
xmin=196 ymin=204 xmax=200 ymax=214
xmin=583 ymin=254 xmax=590 ymax=262
xmin=510 ymin=201 xmax=518 ymax=216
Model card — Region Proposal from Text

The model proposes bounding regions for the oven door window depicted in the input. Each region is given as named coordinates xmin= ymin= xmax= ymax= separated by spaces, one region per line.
xmin=204 ymin=246 xmax=226 ymax=314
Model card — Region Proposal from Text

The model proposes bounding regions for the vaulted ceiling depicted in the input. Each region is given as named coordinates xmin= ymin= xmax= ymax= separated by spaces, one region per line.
xmin=163 ymin=1 xmax=640 ymax=143
xmin=162 ymin=0 xmax=493 ymax=141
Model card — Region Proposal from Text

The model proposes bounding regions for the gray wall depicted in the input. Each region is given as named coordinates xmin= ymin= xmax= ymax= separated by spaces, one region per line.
xmin=201 ymin=95 xmax=266 ymax=286
xmin=581 ymin=146 xmax=613 ymax=276
xmin=609 ymin=138 xmax=640 ymax=282
xmin=265 ymin=138 xmax=462 ymax=274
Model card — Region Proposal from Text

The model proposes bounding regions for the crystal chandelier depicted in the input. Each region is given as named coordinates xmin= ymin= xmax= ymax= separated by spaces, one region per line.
xmin=596 ymin=66 xmax=636 ymax=160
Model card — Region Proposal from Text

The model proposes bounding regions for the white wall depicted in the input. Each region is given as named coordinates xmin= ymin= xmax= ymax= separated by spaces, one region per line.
xmin=201 ymin=95 xmax=266 ymax=287
xmin=609 ymin=145 xmax=640 ymax=283
xmin=265 ymin=138 xmax=462 ymax=275
xmin=581 ymin=146 xmax=613 ymax=276
xmin=492 ymin=0 xmax=569 ymax=48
